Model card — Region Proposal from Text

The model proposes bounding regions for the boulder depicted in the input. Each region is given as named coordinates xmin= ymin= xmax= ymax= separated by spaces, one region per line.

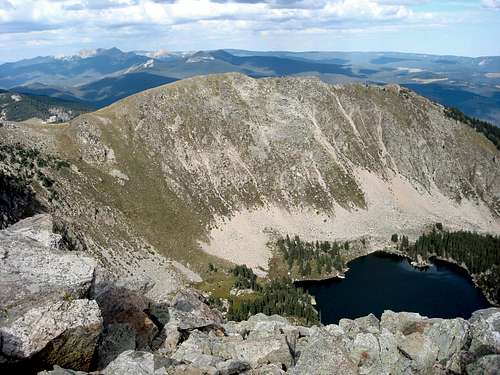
xmin=424 ymin=318 xmax=469 ymax=372
xmin=395 ymin=331 xmax=439 ymax=373
xmin=172 ymin=328 xmax=292 ymax=370
xmin=216 ymin=359 xmax=250 ymax=375
xmin=95 ymin=323 xmax=137 ymax=369
xmin=0 ymin=215 xmax=101 ymax=371
xmin=466 ymin=354 xmax=500 ymax=375
xmin=0 ymin=215 xmax=96 ymax=321
xmin=90 ymin=270 xmax=161 ymax=355
xmin=380 ymin=310 xmax=431 ymax=336
xmin=291 ymin=334 xmax=357 ymax=375
xmin=349 ymin=332 xmax=383 ymax=374
xmin=169 ymin=289 xmax=223 ymax=331
xmin=354 ymin=314 xmax=381 ymax=334
xmin=244 ymin=364 xmax=286 ymax=374
xmin=377 ymin=328 xmax=402 ymax=373
xmin=2 ymin=299 xmax=102 ymax=371
xmin=40 ymin=352 xmax=177 ymax=375
xmin=103 ymin=350 xmax=154 ymax=375
xmin=231 ymin=335 xmax=293 ymax=369
xmin=468 ymin=308 xmax=500 ymax=357
xmin=153 ymin=323 xmax=182 ymax=353
xmin=38 ymin=365 xmax=89 ymax=374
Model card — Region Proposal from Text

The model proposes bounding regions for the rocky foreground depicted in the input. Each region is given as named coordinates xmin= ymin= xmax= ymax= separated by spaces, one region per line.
xmin=0 ymin=215 xmax=499 ymax=374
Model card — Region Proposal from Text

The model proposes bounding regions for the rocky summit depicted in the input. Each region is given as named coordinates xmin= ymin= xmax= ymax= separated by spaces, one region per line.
xmin=0 ymin=74 xmax=499 ymax=374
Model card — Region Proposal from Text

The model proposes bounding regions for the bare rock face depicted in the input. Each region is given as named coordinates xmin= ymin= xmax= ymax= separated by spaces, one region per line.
xmin=168 ymin=289 xmax=224 ymax=331
xmin=0 ymin=215 xmax=96 ymax=320
xmin=0 ymin=215 xmax=102 ymax=371
xmin=468 ymin=308 xmax=500 ymax=357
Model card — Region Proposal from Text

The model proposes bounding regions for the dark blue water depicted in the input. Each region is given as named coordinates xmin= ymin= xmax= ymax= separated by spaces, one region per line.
xmin=298 ymin=252 xmax=491 ymax=325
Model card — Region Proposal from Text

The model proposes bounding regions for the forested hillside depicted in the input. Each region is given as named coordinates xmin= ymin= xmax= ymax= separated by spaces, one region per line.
xmin=0 ymin=90 xmax=92 ymax=122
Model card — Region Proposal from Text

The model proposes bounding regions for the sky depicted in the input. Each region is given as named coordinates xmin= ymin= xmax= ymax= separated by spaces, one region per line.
xmin=0 ymin=0 xmax=499 ymax=62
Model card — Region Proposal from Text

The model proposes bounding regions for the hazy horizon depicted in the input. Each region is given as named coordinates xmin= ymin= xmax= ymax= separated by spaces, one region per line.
xmin=3 ymin=47 xmax=500 ymax=64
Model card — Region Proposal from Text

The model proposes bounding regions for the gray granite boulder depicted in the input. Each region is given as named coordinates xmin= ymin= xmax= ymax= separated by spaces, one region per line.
xmin=468 ymin=308 xmax=500 ymax=357
xmin=0 ymin=215 xmax=102 ymax=371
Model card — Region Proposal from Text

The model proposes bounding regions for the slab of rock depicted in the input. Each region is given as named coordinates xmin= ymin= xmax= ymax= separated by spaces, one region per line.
xmin=169 ymin=289 xmax=223 ymax=331
xmin=291 ymin=333 xmax=357 ymax=375
xmin=466 ymin=354 xmax=500 ymax=375
xmin=0 ymin=215 xmax=96 ymax=321
xmin=95 ymin=323 xmax=137 ymax=369
xmin=2 ymin=299 xmax=102 ymax=371
xmin=0 ymin=215 xmax=101 ymax=371
xmin=103 ymin=350 xmax=155 ymax=375
xmin=468 ymin=308 xmax=500 ymax=357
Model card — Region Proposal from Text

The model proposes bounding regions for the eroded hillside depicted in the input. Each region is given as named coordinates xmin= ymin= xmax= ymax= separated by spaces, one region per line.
xmin=1 ymin=73 xmax=499 ymax=275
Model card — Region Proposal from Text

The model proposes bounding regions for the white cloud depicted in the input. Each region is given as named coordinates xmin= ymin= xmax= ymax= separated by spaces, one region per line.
xmin=0 ymin=0 xmax=466 ymax=59
xmin=0 ymin=0 xmax=430 ymax=32
xmin=482 ymin=0 xmax=500 ymax=9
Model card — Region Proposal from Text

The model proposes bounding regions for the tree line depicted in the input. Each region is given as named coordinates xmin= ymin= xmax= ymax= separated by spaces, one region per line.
xmin=213 ymin=264 xmax=319 ymax=324
xmin=277 ymin=234 xmax=347 ymax=277
xmin=444 ymin=107 xmax=500 ymax=150
xmin=226 ymin=278 xmax=319 ymax=325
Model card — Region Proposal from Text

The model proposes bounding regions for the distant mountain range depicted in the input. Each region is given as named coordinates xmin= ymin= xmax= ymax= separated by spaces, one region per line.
xmin=1 ymin=48 xmax=499 ymax=125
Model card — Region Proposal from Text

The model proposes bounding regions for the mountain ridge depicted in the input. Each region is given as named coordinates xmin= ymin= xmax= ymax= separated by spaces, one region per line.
xmin=39 ymin=73 xmax=500 ymax=273
xmin=2 ymin=48 xmax=499 ymax=125
xmin=1 ymin=73 xmax=498 ymax=276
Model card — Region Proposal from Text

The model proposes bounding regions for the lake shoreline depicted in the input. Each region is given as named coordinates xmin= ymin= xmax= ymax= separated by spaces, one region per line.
xmin=295 ymin=249 xmax=498 ymax=307
xmin=297 ymin=252 xmax=492 ymax=325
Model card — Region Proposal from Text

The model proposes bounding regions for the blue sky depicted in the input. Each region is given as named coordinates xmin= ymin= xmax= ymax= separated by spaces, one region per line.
xmin=0 ymin=0 xmax=499 ymax=61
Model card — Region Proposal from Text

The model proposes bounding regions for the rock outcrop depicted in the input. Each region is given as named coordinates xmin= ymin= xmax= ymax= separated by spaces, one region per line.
xmin=39 ymin=306 xmax=500 ymax=375
xmin=0 ymin=215 xmax=102 ymax=371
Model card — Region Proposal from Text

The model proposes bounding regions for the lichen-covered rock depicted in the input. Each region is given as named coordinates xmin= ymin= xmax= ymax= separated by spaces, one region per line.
xmin=424 ymin=318 xmax=469 ymax=372
xmin=466 ymin=354 xmax=500 ymax=375
xmin=468 ymin=308 xmax=500 ymax=357
xmin=291 ymin=333 xmax=357 ymax=375
xmin=169 ymin=289 xmax=223 ymax=331
xmin=0 ymin=215 xmax=101 ymax=371
xmin=95 ymin=323 xmax=137 ymax=369
xmin=2 ymin=299 xmax=102 ymax=371
xmin=103 ymin=350 xmax=155 ymax=375
xmin=0 ymin=215 xmax=96 ymax=322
